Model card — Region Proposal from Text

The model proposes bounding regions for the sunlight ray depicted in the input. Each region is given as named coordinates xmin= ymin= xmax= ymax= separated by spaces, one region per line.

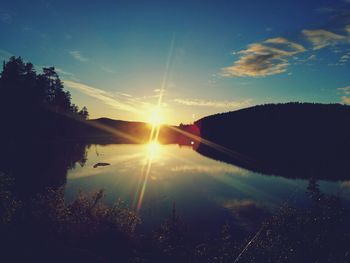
xmin=46 ymin=107 xmax=144 ymax=143
xmin=169 ymin=125 xmax=260 ymax=167
xmin=133 ymin=36 xmax=175 ymax=212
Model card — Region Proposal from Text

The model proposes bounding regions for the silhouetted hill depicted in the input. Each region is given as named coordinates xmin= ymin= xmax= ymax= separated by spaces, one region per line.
xmin=81 ymin=118 xmax=150 ymax=143
xmin=78 ymin=118 xmax=183 ymax=144
xmin=193 ymin=103 xmax=350 ymax=180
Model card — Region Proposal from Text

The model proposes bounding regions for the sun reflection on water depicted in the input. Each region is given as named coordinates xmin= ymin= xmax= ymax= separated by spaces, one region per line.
xmin=134 ymin=110 xmax=163 ymax=212
xmin=147 ymin=141 xmax=161 ymax=160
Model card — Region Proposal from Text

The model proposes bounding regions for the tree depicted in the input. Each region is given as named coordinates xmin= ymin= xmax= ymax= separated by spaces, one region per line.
xmin=0 ymin=56 xmax=89 ymax=138
xmin=79 ymin=106 xmax=89 ymax=120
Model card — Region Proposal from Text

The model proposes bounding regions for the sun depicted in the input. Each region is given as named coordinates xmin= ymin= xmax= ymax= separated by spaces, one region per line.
xmin=148 ymin=107 xmax=163 ymax=127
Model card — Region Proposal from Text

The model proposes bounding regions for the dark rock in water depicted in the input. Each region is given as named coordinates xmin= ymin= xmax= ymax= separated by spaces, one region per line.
xmin=93 ymin=162 xmax=110 ymax=168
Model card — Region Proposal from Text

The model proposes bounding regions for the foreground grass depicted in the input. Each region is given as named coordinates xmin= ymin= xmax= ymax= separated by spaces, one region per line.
xmin=1 ymin=173 xmax=350 ymax=263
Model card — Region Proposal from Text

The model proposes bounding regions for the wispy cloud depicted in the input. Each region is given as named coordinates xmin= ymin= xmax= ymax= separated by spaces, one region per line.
xmin=338 ymin=86 xmax=350 ymax=94
xmin=171 ymin=164 xmax=247 ymax=175
xmin=63 ymin=80 xmax=163 ymax=116
xmin=100 ymin=66 xmax=115 ymax=74
xmin=221 ymin=37 xmax=305 ymax=77
xmin=337 ymin=86 xmax=350 ymax=104
xmin=339 ymin=51 xmax=350 ymax=64
xmin=341 ymin=181 xmax=350 ymax=188
xmin=0 ymin=49 xmax=13 ymax=61
xmin=341 ymin=96 xmax=350 ymax=104
xmin=0 ymin=13 xmax=13 ymax=24
xmin=55 ymin=68 xmax=80 ymax=81
xmin=302 ymin=29 xmax=348 ymax=50
xmin=174 ymin=98 xmax=252 ymax=109
xmin=69 ymin=50 xmax=89 ymax=62
xmin=222 ymin=199 xmax=270 ymax=229
xmin=64 ymin=80 xmax=140 ymax=113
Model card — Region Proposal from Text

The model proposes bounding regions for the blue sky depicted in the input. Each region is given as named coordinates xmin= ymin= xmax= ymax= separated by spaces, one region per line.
xmin=1 ymin=0 xmax=350 ymax=124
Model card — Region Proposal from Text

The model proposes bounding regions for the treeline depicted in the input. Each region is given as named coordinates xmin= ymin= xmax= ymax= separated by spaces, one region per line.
xmin=194 ymin=102 xmax=350 ymax=179
xmin=0 ymin=56 xmax=89 ymax=140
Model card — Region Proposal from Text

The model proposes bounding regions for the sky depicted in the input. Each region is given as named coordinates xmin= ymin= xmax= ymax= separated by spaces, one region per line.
xmin=1 ymin=0 xmax=350 ymax=125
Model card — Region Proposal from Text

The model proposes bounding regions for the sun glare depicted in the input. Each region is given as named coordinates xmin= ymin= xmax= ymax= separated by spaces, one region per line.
xmin=148 ymin=107 xmax=163 ymax=127
xmin=147 ymin=141 xmax=161 ymax=159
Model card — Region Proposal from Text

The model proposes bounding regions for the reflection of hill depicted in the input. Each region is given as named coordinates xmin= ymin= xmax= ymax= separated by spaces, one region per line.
xmin=194 ymin=103 xmax=350 ymax=181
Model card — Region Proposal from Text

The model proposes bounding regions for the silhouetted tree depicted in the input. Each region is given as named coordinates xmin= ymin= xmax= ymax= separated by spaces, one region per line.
xmin=194 ymin=102 xmax=350 ymax=180
xmin=0 ymin=56 xmax=89 ymax=139
xmin=79 ymin=106 xmax=89 ymax=120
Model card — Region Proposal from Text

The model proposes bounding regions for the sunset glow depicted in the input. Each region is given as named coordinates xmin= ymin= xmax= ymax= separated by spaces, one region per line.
xmin=148 ymin=107 xmax=163 ymax=127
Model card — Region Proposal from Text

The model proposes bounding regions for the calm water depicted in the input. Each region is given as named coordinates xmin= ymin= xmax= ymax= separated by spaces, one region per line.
xmin=66 ymin=143 xmax=350 ymax=236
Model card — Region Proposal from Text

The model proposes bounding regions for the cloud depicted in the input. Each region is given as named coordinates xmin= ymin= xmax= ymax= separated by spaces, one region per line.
xmin=100 ymin=66 xmax=115 ymax=73
xmin=64 ymin=34 xmax=72 ymax=40
xmin=306 ymin=54 xmax=317 ymax=61
xmin=0 ymin=49 xmax=13 ymax=61
xmin=302 ymin=29 xmax=348 ymax=50
xmin=338 ymin=86 xmax=350 ymax=104
xmin=0 ymin=13 xmax=12 ymax=24
xmin=173 ymin=98 xmax=253 ymax=108
xmin=63 ymin=80 xmax=164 ymax=116
xmin=347 ymin=25 xmax=350 ymax=34
xmin=223 ymin=199 xmax=270 ymax=230
xmin=55 ymin=68 xmax=80 ymax=81
xmin=69 ymin=50 xmax=89 ymax=62
xmin=63 ymin=80 xmax=140 ymax=113
xmin=342 ymin=181 xmax=350 ymax=188
xmin=171 ymin=164 xmax=247 ymax=175
xmin=22 ymin=25 xmax=47 ymax=40
xmin=339 ymin=51 xmax=350 ymax=64
xmin=338 ymin=86 xmax=350 ymax=94
xmin=221 ymin=37 xmax=305 ymax=77
xmin=341 ymin=96 xmax=350 ymax=104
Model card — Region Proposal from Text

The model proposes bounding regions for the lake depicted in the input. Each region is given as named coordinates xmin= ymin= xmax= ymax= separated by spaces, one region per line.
xmin=65 ymin=143 xmax=350 ymax=238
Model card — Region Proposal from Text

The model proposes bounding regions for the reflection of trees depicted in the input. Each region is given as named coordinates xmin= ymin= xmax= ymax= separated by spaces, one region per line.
xmin=0 ymin=141 xmax=88 ymax=197
xmin=306 ymin=177 xmax=321 ymax=201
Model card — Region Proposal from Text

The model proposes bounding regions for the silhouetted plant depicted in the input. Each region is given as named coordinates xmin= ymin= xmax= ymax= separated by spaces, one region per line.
xmin=235 ymin=184 xmax=350 ymax=263
xmin=0 ymin=173 xmax=141 ymax=261
xmin=156 ymin=203 xmax=189 ymax=261
xmin=0 ymin=172 xmax=21 ymax=224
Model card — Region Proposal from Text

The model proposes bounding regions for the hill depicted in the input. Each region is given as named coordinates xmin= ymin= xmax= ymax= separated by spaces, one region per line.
xmin=78 ymin=118 xmax=183 ymax=144
xmin=193 ymin=103 xmax=350 ymax=180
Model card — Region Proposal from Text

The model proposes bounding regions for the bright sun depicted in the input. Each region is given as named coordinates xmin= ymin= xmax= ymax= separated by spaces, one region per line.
xmin=148 ymin=107 xmax=163 ymax=127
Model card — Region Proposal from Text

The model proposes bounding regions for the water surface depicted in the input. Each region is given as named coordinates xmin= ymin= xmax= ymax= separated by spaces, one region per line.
xmin=66 ymin=144 xmax=350 ymax=237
